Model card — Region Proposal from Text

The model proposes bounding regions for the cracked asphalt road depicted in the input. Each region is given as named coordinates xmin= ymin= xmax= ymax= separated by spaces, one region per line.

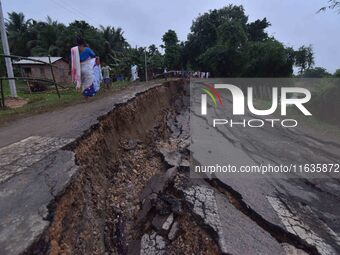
xmin=190 ymin=81 xmax=340 ymax=255
xmin=1 ymin=79 xmax=339 ymax=254
xmin=0 ymin=81 xmax=167 ymax=255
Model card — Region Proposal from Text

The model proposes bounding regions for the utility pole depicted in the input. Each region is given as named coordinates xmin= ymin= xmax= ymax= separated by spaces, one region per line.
xmin=0 ymin=0 xmax=16 ymax=97
xmin=144 ymin=48 xmax=148 ymax=82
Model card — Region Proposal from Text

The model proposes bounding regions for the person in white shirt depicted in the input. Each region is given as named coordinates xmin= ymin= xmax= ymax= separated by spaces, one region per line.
xmin=131 ymin=64 xmax=139 ymax=81
xmin=102 ymin=65 xmax=111 ymax=89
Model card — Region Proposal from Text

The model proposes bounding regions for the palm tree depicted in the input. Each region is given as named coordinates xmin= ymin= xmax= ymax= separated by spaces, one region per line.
xmin=28 ymin=17 xmax=66 ymax=56
xmin=6 ymin=12 xmax=33 ymax=56
xmin=100 ymin=25 xmax=129 ymax=64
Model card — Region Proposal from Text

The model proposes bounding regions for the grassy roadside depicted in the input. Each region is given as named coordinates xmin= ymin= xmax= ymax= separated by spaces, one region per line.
xmin=254 ymin=98 xmax=340 ymax=139
xmin=0 ymin=80 xmax=135 ymax=125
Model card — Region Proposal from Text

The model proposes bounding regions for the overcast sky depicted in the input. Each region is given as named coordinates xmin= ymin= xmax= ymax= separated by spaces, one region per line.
xmin=2 ymin=0 xmax=340 ymax=72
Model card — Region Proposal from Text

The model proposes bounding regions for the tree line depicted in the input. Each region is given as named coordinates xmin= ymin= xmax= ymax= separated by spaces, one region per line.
xmin=2 ymin=5 xmax=339 ymax=79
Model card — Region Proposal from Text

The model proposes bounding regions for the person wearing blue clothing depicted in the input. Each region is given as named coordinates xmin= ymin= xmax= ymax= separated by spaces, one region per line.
xmin=76 ymin=37 xmax=97 ymax=99
xmin=79 ymin=46 xmax=96 ymax=63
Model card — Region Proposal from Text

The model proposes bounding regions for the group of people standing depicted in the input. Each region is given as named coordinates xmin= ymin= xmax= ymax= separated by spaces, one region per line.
xmin=71 ymin=37 xmax=112 ymax=100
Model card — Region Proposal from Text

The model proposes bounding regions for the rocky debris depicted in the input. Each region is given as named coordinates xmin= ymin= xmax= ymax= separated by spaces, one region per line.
xmin=108 ymin=138 xmax=164 ymax=242
xmin=165 ymin=214 xmax=220 ymax=255
xmin=138 ymin=179 xmax=220 ymax=255
xmin=166 ymin=112 xmax=181 ymax=138
xmin=159 ymin=148 xmax=182 ymax=167
xmin=140 ymin=167 xmax=178 ymax=201
xmin=119 ymin=139 xmax=141 ymax=151
xmin=137 ymin=166 xmax=179 ymax=229
xmin=134 ymin=98 xmax=222 ymax=254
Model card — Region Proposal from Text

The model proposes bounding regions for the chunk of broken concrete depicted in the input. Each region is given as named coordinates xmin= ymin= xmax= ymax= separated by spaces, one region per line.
xmin=159 ymin=148 xmax=181 ymax=167
xmin=168 ymin=221 xmax=179 ymax=241
xmin=140 ymin=167 xmax=177 ymax=201
xmin=162 ymin=213 xmax=174 ymax=231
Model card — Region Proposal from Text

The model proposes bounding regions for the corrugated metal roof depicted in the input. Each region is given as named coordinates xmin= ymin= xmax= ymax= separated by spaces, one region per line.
xmin=13 ymin=57 xmax=63 ymax=65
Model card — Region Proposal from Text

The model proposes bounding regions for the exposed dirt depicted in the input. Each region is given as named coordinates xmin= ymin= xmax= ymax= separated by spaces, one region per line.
xmin=23 ymin=80 xmax=221 ymax=255
xmin=166 ymin=215 xmax=220 ymax=255
xmin=4 ymin=97 xmax=28 ymax=108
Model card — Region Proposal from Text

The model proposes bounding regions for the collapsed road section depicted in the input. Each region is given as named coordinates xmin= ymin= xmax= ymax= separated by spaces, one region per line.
xmin=0 ymin=79 xmax=334 ymax=255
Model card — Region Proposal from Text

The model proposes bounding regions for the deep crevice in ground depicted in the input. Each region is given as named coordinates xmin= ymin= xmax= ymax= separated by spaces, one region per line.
xmin=23 ymin=79 xmax=325 ymax=255
xmin=24 ymin=80 xmax=220 ymax=255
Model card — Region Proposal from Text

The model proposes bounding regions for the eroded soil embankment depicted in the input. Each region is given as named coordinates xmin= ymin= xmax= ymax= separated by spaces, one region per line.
xmin=25 ymin=80 xmax=219 ymax=255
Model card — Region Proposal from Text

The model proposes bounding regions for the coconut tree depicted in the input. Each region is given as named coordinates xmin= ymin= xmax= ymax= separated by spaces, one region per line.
xmin=6 ymin=12 xmax=33 ymax=56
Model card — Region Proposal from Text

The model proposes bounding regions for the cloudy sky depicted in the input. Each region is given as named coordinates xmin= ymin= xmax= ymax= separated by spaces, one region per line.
xmin=3 ymin=0 xmax=340 ymax=72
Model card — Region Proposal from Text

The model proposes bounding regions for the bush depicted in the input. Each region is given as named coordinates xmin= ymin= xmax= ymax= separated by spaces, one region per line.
xmin=29 ymin=82 xmax=48 ymax=92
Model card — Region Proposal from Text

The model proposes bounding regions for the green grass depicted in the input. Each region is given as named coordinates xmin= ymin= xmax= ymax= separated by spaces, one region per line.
xmin=0 ymin=81 xmax=79 ymax=123
xmin=254 ymin=98 xmax=340 ymax=139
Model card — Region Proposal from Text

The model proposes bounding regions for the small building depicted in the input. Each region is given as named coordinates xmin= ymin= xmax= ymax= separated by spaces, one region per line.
xmin=13 ymin=57 xmax=71 ymax=84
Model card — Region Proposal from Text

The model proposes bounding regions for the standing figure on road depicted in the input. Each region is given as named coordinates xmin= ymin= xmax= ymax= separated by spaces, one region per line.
xmin=131 ymin=64 xmax=139 ymax=81
xmin=93 ymin=57 xmax=103 ymax=92
xmin=102 ymin=65 xmax=111 ymax=89
xmin=164 ymin=67 xmax=168 ymax=80
xmin=71 ymin=37 xmax=96 ymax=100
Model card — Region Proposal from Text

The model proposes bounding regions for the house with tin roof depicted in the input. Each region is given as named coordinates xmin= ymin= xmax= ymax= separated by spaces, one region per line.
xmin=13 ymin=57 xmax=71 ymax=84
